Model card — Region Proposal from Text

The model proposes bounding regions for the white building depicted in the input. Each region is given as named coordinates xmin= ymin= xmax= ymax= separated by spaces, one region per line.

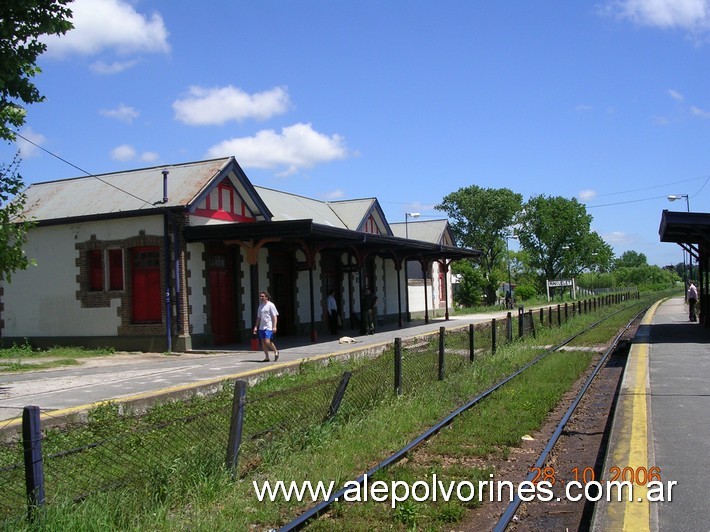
xmin=0 ymin=157 xmax=479 ymax=351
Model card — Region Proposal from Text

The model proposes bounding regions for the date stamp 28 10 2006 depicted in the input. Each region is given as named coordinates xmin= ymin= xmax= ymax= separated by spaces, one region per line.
xmin=529 ymin=466 xmax=677 ymax=503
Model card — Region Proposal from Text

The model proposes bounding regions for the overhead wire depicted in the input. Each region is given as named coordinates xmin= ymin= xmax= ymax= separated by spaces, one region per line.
xmin=584 ymin=175 xmax=710 ymax=209
xmin=12 ymin=130 xmax=158 ymax=208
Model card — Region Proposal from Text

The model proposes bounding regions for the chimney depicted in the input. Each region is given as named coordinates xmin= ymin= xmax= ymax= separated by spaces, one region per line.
xmin=162 ymin=169 xmax=169 ymax=204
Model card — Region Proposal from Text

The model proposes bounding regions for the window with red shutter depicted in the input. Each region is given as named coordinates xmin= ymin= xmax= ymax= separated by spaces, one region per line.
xmin=89 ymin=250 xmax=103 ymax=291
xmin=108 ymin=249 xmax=124 ymax=290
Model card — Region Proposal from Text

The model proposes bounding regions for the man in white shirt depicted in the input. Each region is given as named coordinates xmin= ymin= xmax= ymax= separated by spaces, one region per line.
xmin=687 ymin=282 xmax=698 ymax=322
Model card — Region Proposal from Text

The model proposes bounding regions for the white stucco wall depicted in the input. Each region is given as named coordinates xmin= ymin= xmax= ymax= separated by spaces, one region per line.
xmin=186 ymin=241 xmax=207 ymax=334
xmin=382 ymin=258 xmax=400 ymax=317
xmin=2 ymin=217 xmax=163 ymax=337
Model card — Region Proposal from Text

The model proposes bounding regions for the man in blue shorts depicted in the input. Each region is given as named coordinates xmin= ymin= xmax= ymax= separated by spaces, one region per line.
xmin=253 ymin=290 xmax=280 ymax=362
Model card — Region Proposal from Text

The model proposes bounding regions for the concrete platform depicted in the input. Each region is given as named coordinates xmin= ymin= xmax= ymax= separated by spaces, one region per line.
xmin=593 ymin=296 xmax=709 ymax=531
xmin=0 ymin=308 xmax=512 ymax=434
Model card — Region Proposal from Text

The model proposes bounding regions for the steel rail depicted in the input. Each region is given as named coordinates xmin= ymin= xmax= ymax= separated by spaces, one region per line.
xmin=278 ymin=301 xmax=647 ymax=531
xmin=492 ymin=303 xmax=652 ymax=532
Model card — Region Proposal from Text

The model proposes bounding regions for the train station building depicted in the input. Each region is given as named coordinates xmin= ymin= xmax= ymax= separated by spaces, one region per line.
xmin=0 ymin=157 xmax=480 ymax=351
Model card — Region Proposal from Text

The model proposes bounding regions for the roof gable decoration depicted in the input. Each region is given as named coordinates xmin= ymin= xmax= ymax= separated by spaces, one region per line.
xmin=192 ymin=177 xmax=257 ymax=223
xmin=441 ymin=223 xmax=455 ymax=246
xmin=353 ymin=199 xmax=393 ymax=236
xmin=188 ymin=157 xmax=272 ymax=225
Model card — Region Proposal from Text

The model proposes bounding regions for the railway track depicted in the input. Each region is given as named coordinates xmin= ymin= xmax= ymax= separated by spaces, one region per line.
xmin=278 ymin=302 xmax=650 ymax=531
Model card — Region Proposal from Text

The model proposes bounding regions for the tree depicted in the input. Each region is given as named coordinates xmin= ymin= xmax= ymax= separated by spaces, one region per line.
xmin=436 ymin=186 xmax=523 ymax=304
xmin=0 ymin=155 xmax=33 ymax=280
xmin=613 ymin=250 xmax=648 ymax=269
xmin=451 ymin=259 xmax=486 ymax=308
xmin=0 ymin=0 xmax=73 ymax=280
xmin=613 ymin=265 xmax=678 ymax=291
xmin=515 ymin=195 xmax=604 ymax=281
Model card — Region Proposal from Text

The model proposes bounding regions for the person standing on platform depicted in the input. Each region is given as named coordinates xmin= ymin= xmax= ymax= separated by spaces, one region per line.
xmin=253 ymin=290 xmax=280 ymax=362
xmin=327 ymin=289 xmax=339 ymax=335
xmin=688 ymin=282 xmax=698 ymax=322
xmin=363 ymin=288 xmax=378 ymax=334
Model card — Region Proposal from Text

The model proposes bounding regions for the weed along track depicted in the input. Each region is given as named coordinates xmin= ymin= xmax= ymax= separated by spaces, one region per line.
xmin=0 ymin=293 xmax=663 ymax=530
xmin=279 ymin=302 xmax=651 ymax=531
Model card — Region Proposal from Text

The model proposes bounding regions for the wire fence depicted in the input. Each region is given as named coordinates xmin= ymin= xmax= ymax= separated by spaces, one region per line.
xmin=0 ymin=292 xmax=637 ymax=526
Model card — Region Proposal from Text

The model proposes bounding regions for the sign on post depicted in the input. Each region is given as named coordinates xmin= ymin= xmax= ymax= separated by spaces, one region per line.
xmin=546 ymin=278 xmax=576 ymax=301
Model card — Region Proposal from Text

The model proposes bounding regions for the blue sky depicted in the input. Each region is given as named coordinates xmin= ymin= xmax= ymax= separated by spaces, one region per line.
xmin=5 ymin=0 xmax=710 ymax=266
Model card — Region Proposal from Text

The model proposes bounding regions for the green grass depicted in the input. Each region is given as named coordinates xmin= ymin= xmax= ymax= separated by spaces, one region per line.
xmin=0 ymin=294 xmax=663 ymax=530
xmin=0 ymin=343 xmax=116 ymax=372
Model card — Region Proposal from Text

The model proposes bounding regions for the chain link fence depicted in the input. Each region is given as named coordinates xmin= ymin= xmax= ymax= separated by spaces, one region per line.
xmin=0 ymin=292 xmax=637 ymax=526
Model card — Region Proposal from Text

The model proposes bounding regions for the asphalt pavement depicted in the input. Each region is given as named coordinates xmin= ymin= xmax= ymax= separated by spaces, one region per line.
xmin=0 ymin=308 xmax=514 ymax=431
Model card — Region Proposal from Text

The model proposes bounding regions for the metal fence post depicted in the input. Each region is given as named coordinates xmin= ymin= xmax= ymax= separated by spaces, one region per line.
xmin=226 ymin=380 xmax=247 ymax=477
xmin=517 ymin=306 xmax=524 ymax=338
xmin=528 ymin=310 xmax=536 ymax=339
xmin=492 ymin=318 xmax=497 ymax=354
xmin=22 ymin=405 xmax=45 ymax=522
xmin=506 ymin=312 xmax=512 ymax=342
xmin=469 ymin=323 xmax=475 ymax=363
xmin=394 ymin=337 xmax=403 ymax=395
xmin=557 ymin=304 xmax=561 ymax=326
xmin=438 ymin=327 xmax=445 ymax=381
xmin=326 ymin=371 xmax=352 ymax=421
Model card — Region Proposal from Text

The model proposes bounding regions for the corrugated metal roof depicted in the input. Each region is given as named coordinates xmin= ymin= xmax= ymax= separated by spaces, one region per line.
xmin=254 ymin=187 xmax=348 ymax=228
xmin=329 ymin=199 xmax=377 ymax=230
xmin=21 ymin=158 xmax=232 ymax=222
xmin=391 ymin=219 xmax=450 ymax=244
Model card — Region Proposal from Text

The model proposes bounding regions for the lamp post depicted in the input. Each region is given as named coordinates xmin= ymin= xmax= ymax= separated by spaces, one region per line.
xmin=405 ymin=212 xmax=420 ymax=238
xmin=667 ymin=194 xmax=692 ymax=283
xmin=505 ymin=235 xmax=518 ymax=306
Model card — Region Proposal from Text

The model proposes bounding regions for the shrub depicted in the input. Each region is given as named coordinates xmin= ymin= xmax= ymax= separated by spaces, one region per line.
xmin=513 ymin=284 xmax=537 ymax=301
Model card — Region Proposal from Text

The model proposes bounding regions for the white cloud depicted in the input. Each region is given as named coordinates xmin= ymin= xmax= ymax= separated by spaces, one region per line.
xmin=100 ymin=104 xmax=139 ymax=123
xmin=173 ymin=86 xmax=291 ymax=126
xmin=16 ymin=127 xmax=46 ymax=159
xmin=578 ymin=189 xmax=598 ymax=201
xmin=603 ymin=231 xmax=632 ymax=245
xmin=140 ymin=151 xmax=160 ymax=163
xmin=110 ymin=144 xmax=159 ymax=163
xmin=323 ymin=190 xmax=346 ymax=200
xmin=41 ymin=0 xmax=170 ymax=58
xmin=690 ymin=105 xmax=710 ymax=118
xmin=668 ymin=89 xmax=685 ymax=101
xmin=206 ymin=123 xmax=349 ymax=175
xmin=111 ymin=144 xmax=136 ymax=161
xmin=90 ymin=59 xmax=140 ymax=74
xmin=575 ymin=104 xmax=593 ymax=112
xmin=604 ymin=0 xmax=710 ymax=30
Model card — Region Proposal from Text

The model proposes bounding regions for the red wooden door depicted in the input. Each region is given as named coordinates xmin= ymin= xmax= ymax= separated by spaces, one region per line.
xmin=132 ymin=247 xmax=161 ymax=323
xmin=208 ymin=253 xmax=236 ymax=345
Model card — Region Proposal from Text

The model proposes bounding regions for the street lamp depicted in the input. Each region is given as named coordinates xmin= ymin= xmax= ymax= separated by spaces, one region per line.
xmin=667 ymin=194 xmax=692 ymax=283
xmin=667 ymin=194 xmax=689 ymax=210
xmin=505 ymin=234 xmax=518 ymax=306
xmin=405 ymin=212 xmax=420 ymax=238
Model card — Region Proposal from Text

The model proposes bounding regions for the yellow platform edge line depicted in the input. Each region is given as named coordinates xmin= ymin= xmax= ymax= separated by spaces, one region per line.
xmin=621 ymin=299 xmax=660 ymax=532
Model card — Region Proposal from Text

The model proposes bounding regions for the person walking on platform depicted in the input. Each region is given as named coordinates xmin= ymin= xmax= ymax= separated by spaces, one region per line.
xmin=253 ymin=290 xmax=280 ymax=362
xmin=688 ymin=282 xmax=698 ymax=322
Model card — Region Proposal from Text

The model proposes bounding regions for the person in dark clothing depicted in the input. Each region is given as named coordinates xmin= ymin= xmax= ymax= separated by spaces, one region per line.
xmin=327 ymin=289 xmax=339 ymax=335
xmin=362 ymin=288 xmax=378 ymax=334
